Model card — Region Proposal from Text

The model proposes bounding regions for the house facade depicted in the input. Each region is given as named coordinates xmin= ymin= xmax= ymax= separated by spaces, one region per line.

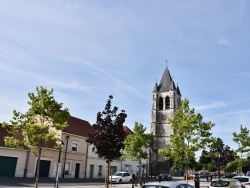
xmin=0 ymin=116 xmax=142 ymax=178
xmin=0 ymin=115 xmax=95 ymax=178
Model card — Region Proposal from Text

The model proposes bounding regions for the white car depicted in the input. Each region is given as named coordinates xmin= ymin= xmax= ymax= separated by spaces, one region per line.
xmin=109 ymin=171 xmax=132 ymax=184
xmin=210 ymin=179 xmax=244 ymax=188
xmin=233 ymin=176 xmax=250 ymax=187
xmin=142 ymin=181 xmax=194 ymax=188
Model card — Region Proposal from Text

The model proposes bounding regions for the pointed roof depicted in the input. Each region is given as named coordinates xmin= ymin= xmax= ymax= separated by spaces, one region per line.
xmin=153 ymin=82 xmax=158 ymax=92
xmin=177 ymin=85 xmax=182 ymax=96
xmin=158 ymin=67 xmax=173 ymax=92
xmin=170 ymin=81 xmax=176 ymax=90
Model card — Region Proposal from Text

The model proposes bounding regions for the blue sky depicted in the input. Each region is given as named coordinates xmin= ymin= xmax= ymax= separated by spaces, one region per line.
xmin=1 ymin=1 xmax=250 ymax=156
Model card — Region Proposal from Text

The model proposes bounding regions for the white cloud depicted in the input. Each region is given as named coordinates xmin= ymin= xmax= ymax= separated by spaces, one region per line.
xmin=194 ymin=101 xmax=226 ymax=110
xmin=217 ymin=38 xmax=230 ymax=46
xmin=212 ymin=109 xmax=250 ymax=118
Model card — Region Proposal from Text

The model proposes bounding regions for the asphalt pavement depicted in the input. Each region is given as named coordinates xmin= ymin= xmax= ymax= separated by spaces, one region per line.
xmin=0 ymin=176 xmax=212 ymax=188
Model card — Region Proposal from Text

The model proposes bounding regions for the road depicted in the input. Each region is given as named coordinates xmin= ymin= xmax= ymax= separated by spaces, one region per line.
xmin=0 ymin=177 xmax=212 ymax=188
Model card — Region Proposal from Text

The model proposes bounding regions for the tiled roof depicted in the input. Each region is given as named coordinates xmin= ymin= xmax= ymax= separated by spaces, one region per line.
xmin=1 ymin=118 xmax=130 ymax=146
xmin=123 ymin=126 xmax=133 ymax=137
xmin=63 ymin=116 xmax=96 ymax=137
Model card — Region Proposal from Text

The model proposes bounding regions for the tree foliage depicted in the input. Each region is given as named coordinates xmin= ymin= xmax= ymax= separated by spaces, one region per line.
xmin=224 ymin=157 xmax=249 ymax=174
xmin=158 ymin=98 xmax=214 ymax=181
xmin=199 ymin=150 xmax=212 ymax=165
xmin=2 ymin=86 xmax=70 ymax=188
xmin=209 ymin=138 xmax=235 ymax=168
xmin=86 ymin=95 xmax=127 ymax=188
xmin=232 ymin=125 xmax=250 ymax=174
xmin=122 ymin=122 xmax=154 ymax=177
xmin=233 ymin=125 xmax=250 ymax=156
xmin=123 ymin=122 xmax=154 ymax=161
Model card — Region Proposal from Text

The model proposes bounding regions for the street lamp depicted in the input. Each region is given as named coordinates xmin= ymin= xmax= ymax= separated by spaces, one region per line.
xmin=62 ymin=135 xmax=70 ymax=178
xmin=217 ymin=153 xmax=220 ymax=179
xmin=149 ymin=148 xmax=152 ymax=178
xmin=55 ymin=140 xmax=64 ymax=188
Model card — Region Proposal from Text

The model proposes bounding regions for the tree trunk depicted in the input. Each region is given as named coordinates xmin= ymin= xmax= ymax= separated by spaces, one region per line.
xmin=139 ymin=160 xmax=142 ymax=178
xmin=105 ymin=160 xmax=110 ymax=188
xmin=35 ymin=149 xmax=42 ymax=188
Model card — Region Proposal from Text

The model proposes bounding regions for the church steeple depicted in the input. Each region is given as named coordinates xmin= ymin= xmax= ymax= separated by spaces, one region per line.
xmin=150 ymin=65 xmax=182 ymax=175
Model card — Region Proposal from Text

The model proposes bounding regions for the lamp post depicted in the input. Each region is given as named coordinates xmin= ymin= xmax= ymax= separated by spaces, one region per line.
xmin=149 ymin=149 xmax=152 ymax=178
xmin=218 ymin=153 xmax=220 ymax=179
xmin=62 ymin=135 xmax=70 ymax=178
xmin=55 ymin=140 xmax=64 ymax=188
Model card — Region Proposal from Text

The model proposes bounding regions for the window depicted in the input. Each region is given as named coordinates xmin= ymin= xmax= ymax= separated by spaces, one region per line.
xmin=64 ymin=162 xmax=70 ymax=174
xmin=159 ymin=97 xmax=163 ymax=110
xmin=165 ymin=96 xmax=170 ymax=109
xmin=98 ymin=165 xmax=103 ymax=175
xmin=72 ymin=143 xmax=78 ymax=152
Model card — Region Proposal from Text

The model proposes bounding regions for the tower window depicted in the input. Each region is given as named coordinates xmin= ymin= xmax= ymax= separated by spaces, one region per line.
xmin=165 ymin=96 xmax=170 ymax=109
xmin=159 ymin=97 xmax=163 ymax=110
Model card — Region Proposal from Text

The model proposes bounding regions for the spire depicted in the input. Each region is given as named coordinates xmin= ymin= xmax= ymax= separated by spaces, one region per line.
xmin=153 ymin=82 xmax=158 ymax=92
xmin=158 ymin=67 xmax=173 ymax=92
xmin=177 ymin=84 xmax=181 ymax=96
xmin=153 ymin=79 xmax=158 ymax=92
xmin=170 ymin=81 xmax=176 ymax=90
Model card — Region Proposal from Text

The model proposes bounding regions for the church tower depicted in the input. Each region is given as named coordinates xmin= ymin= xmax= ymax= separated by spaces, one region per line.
xmin=151 ymin=67 xmax=181 ymax=173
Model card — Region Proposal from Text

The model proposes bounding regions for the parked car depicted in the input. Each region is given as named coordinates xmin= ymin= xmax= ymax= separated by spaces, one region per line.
xmin=142 ymin=181 xmax=194 ymax=188
xmin=223 ymin=174 xmax=238 ymax=179
xmin=210 ymin=179 xmax=245 ymax=188
xmin=233 ymin=176 xmax=250 ymax=187
xmin=157 ymin=173 xmax=173 ymax=181
xmin=200 ymin=174 xmax=209 ymax=179
xmin=109 ymin=171 xmax=132 ymax=184
xmin=184 ymin=173 xmax=195 ymax=180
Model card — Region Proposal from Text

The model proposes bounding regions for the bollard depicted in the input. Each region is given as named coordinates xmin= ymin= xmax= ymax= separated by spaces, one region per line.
xmin=194 ymin=178 xmax=200 ymax=188
xmin=194 ymin=173 xmax=200 ymax=188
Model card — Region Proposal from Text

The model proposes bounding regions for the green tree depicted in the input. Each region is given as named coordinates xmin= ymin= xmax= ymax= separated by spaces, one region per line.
xmin=159 ymin=98 xmax=214 ymax=182
xmin=199 ymin=150 xmax=212 ymax=166
xmin=209 ymin=138 xmax=235 ymax=177
xmin=225 ymin=160 xmax=240 ymax=173
xmin=2 ymin=86 xmax=70 ymax=188
xmin=122 ymin=122 xmax=154 ymax=178
xmin=233 ymin=125 xmax=250 ymax=174
xmin=86 ymin=95 xmax=127 ymax=188
xmin=194 ymin=162 xmax=203 ymax=171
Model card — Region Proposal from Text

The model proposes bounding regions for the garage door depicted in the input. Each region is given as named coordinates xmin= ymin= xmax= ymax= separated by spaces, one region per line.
xmin=0 ymin=156 xmax=17 ymax=177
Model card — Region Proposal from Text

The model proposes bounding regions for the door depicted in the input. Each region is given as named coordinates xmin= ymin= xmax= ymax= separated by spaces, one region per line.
xmin=0 ymin=156 xmax=17 ymax=177
xmin=37 ymin=160 xmax=51 ymax=177
xmin=75 ymin=163 xmax=80 ymax=178
xmin=110 ymin=166 xmax=117 ymax=175
xmin=89 ymin=164 xmax=94 ymax=178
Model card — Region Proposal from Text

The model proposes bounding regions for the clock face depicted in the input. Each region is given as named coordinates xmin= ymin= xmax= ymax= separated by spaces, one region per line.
xmin=161 ymin=115 xmax=167 ymax=121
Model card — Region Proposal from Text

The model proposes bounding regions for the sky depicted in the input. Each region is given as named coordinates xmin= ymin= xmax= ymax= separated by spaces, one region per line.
xmin=0 ymin=0 xmax=250 ymax=157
